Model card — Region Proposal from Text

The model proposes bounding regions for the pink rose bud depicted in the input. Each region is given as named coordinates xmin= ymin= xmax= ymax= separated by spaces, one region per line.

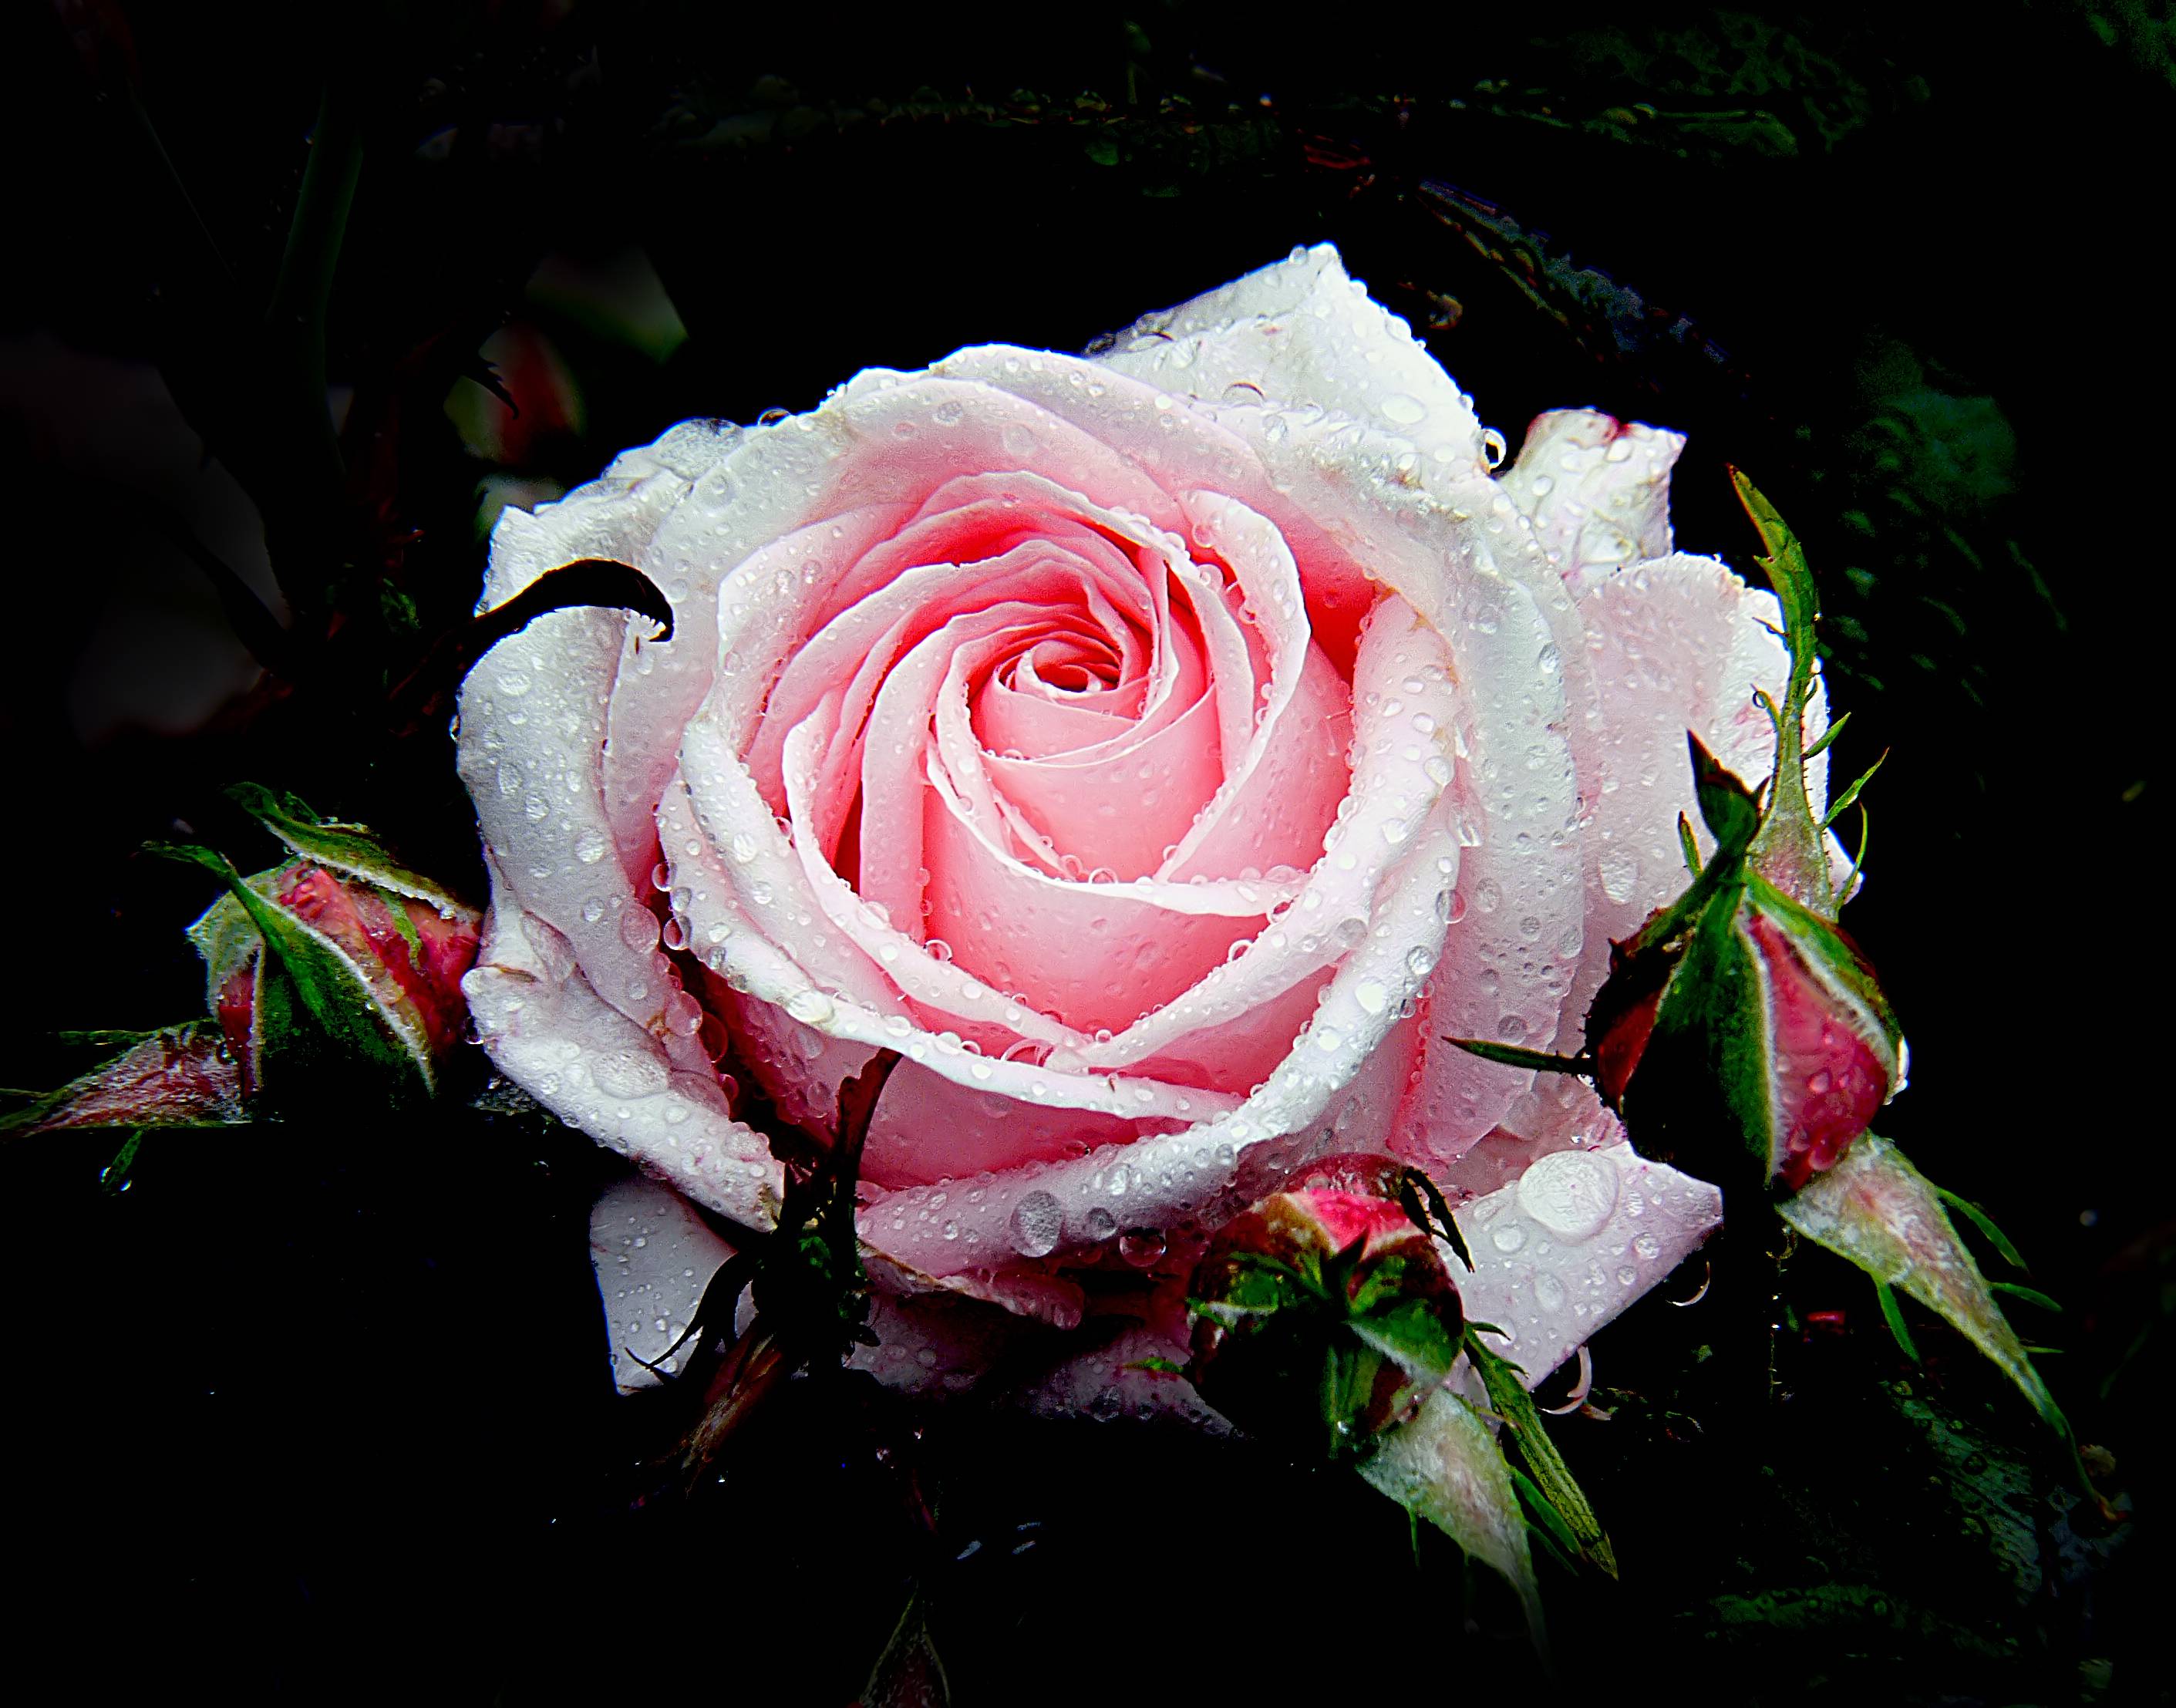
xmin=1188 ymin=1174 xmax=1463 ymax=1460
xmin=207 ymin=863 xmax=481 ymax=1100
xmin=172 ymin=785 xmax=482 ymax=1109
xmin=1585 ymin=737 xmax=1902 ymax=1194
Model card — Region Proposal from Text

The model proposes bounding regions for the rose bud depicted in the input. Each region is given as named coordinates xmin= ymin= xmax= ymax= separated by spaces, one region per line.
xmin=167 ymin=784 xmax=481 ymax=1110
xmin=1583 ymin=628 xmax=1909 ymax=1194
xmin=198 ymin=861 xmax=482 ymax=1101
xmin=1188 ymin=1181 xmax=1463 ymax=1460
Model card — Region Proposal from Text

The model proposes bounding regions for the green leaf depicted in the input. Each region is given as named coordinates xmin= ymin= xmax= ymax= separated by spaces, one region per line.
xmin=223 ymin=783 xmax=465 ymax=911
xmin=1124 ymin=1355 xmax=1187 ymax=1375
xmin=1989 ymin=1282 xmax=2062 ymax=1314
xmin=148 ymin=841 xmax=434 ymax=1107
xmin=1777 ymin=1134 xmax=2063 ymax=1436
xmin=1359 ymin=1388 xmax=1544 ymax=1649
xmin=1465 ymin=1329 xmax=1619 ymax=1577
xmin=1875 ymin=1280 xmax=1920 ymax=1362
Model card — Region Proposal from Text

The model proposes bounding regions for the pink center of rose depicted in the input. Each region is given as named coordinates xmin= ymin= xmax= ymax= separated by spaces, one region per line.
xmin=742 ymin=472 xmax=1354 ymax=1038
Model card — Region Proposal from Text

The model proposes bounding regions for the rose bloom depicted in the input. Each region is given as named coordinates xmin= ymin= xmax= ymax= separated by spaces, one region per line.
xmin=460 ymin=248 xmax=1820 ymax=1398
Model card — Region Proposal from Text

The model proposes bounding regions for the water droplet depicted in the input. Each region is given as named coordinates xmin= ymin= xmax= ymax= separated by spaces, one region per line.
xmin=1516 ymin=1150 xmax=1619 ymax=1245
xmin=1379 ymin=392 xmax=1427 ymax=426
xmin=1009 ymin=1191 xmax=1063 ymax=1257
xmin=784 ymin=989 xmax=834 ymax=1026
xmin=1119 ymin=1228 xmax=1167 ymax=1268
xmin=1082 ymin=1206 xmax=1117 ymax=1241
xmin=1354 ymin=979 xmax=1388 ymax=1016
xmin=572 ymin=827 xmax=610 ymax=865
xmin=1598 ymin=847 xmax=1640 ymax=905
xmin=1533 ymin=1271 xmax=1567 ymax=1311
xmin=1491 ymin=1221 xmax=1528 ymax=1254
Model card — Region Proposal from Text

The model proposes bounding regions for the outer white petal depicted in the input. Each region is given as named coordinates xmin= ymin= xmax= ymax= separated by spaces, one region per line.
xmin=1501 ymin=409 xmax=1683 ymax=594
xmin=1096 ymin=243 xmax=1486 ymax=474
xmin=465 ymin=868 xmax=780 ymax=1229
xmin=589 ymin=1171 xmax=737 ymax=1394
xmin=1450 ymin=1144 xmax=1722 ymax=1386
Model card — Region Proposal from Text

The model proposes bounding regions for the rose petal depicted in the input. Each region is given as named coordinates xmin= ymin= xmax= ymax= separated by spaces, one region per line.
xmin=465 ymin=874 xmax=780 ymax=1229
xmin=1451 ymin=1143 xmax=1723 ymax=1386
xmin=588 ymin=1171 xmax=738 ymax=1394
xmin=1097 ymin=243 xmax=1487 ymax=479
xmin=1501 ymin=409 xmax=1683 ymax=595
xmin=459 ymin=605 xmax=710 ymax=1075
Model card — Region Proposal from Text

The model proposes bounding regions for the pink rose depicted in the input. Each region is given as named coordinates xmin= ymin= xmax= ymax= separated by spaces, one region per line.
xmin=460 ymin=247 xmax=1819 ymax=1390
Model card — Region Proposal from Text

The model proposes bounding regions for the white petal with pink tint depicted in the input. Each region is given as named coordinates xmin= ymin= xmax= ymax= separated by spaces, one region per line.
xmin=1502 ymin=409 xmax=1684 ymax=595
xmin=1451 ymin=1144 xmax=1722 ymax=1386
xmin=464 ymin=872 xmax=780 ymax=1230
xmin=1099 ymin=244 xmax=1487 ymax=474
xmin=589 ymin=1171 xmax=737 ymax=1394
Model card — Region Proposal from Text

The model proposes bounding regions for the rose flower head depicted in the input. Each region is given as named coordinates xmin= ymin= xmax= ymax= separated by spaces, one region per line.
xmin=463 ymin=246 xmax=1787 ymax=1366
xmin=1189 ymin=1167 xmax=1462 ymax=1460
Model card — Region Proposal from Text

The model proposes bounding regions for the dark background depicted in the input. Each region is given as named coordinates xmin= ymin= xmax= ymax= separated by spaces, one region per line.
xmin=1 ymin=2 xmax=2164 ymax=1701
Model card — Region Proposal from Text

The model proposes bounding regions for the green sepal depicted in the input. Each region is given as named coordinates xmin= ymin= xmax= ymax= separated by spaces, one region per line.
xmin=1441 ymin=1037 xmax=1594 ymax=1077
xmin=1345 ymin=1293 xmax=1463 ymax=1390
xmin=224 ymin=782 xmax=465 ymax=911
xmin=1728 ymin=470 xmax=1837 ymax=918
xmin=1875 ymin=1280 xmax=1920 ymax=1362
xmin=1989 ymin=1282 xmax=2062 ymax=1314
xmin=0 ymin=1020 xmax=245 ymax=1137
xmin=1508 ymin=1465 xmax=1584 ymax=1573
xmin=1688 ymin=732 xmax=1760 ymax=856
xmin=1359 ymin=1387 xmax=1544 ymax=1648
xmin=1777 ymin=1134 xmax=2063 ymax=1437
xmin=1397 ymin=1167 xmax=1474 ymax=1272
xmin=1676 ymin=812 xmax=1702 ymax=878
xmin=1933 ymin=1187 xmax=2029 ymax=1273
xmin=1466 ymin=1328 xmax=1619 ymax=1577
xmin=148 ymin=841 xmax=434 ymax=1108
xmin=1821 ymin=749 xmax=1889 ymax=830
xmin=1632 ymin=879 xmax=1773 ymax=1183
